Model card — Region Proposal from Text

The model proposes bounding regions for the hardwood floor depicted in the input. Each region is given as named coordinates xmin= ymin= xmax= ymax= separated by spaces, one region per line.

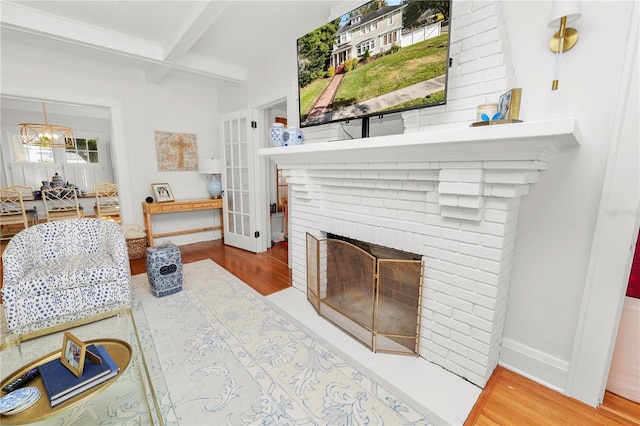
xmin=129 ymin=239 xmax=291 ymax=296
xmin=134 ymin=240 xmax=639 ymax=426
xmin=465 ymin=366 xmax=639 ymax=425
xmin=2 ymin=238 xmax=639 ymax=424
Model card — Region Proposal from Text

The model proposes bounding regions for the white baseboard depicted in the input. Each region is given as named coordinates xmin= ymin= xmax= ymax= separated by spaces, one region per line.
xmin=499 ymin=337 xmax=569 ymax=393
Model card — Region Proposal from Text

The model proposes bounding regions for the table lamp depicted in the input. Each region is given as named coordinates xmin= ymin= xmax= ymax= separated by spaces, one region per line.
xmin=198 ymin=158 xmax=222 ymax=198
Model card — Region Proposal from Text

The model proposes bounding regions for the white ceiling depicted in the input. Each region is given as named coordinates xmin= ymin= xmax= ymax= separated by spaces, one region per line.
xmin=1 ymin=0 xmax=357 ymax=86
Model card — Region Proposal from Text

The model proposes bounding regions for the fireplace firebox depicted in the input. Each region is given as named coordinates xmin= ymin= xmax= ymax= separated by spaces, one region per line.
xmin=306 ymin=233 xmax=425 ymax=355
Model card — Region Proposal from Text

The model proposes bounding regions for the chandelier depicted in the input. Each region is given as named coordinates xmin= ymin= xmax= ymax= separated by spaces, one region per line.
xmin=19 ymin=102 xmax=76 ymax=148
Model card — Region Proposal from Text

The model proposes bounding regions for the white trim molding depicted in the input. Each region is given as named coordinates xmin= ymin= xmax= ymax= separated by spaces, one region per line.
xmin=566 ymin=5 xmax=640 ymax=407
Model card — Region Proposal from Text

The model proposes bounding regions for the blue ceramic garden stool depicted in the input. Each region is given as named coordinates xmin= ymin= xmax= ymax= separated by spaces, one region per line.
xmin=146 ymin=242 xmax=183 ymax=297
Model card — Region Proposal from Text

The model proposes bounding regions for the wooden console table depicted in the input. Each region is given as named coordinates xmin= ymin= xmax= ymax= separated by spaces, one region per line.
xmin=142 ymin=198 xmax=223 ymax=246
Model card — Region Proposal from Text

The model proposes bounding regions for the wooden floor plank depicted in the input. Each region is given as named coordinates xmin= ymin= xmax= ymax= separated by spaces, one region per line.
xmin=602 ymin=392 xmax=640 ymax=424
xmin=465 ymin=366 xmax=639 ymax=425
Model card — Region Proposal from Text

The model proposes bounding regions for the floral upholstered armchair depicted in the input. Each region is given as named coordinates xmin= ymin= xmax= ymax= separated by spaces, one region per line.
xmin=1 ymin=218 xmax=131 ymax=336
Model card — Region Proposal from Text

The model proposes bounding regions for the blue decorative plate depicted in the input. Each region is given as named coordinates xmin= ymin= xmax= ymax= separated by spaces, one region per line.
xmin=3 ymin=388 xmax=40 ymax=415
xmin=0 ymin=387 xmax=36 ymax=414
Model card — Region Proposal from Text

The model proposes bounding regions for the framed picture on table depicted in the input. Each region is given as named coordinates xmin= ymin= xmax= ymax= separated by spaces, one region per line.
xmin=61 ymin=332 xmax=87 ymax=377
xmin=151 ymin=183 xmax=175 ymax=203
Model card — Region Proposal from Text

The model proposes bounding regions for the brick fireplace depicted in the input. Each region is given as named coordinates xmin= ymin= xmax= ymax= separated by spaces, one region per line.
xmin=259 ymin=0 xmax=584 ymax=389
xmin=261 ymin=118 xmax=581 ymax=387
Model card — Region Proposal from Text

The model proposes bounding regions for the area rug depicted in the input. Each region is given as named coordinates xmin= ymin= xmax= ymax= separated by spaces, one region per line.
xmin=131 ymin=259 xmax=443 ymax=425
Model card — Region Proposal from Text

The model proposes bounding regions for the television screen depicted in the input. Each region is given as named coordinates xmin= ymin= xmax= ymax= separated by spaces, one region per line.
xmin=296 ymin=0 xmax=451 ymax=130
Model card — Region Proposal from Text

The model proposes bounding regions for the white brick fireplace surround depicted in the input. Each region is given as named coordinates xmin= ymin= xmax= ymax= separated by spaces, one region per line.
xmin=262 ymin=118 xmax=581 ymax=388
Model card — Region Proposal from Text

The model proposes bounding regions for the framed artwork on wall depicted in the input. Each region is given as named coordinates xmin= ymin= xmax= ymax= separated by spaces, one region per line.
xmin=154 ymin=131 xmax=198 ymax=171
xmin=151 ymin=183 xmax=175 ymax=203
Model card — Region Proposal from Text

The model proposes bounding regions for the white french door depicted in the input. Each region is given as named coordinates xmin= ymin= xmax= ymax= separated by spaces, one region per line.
xmin=220 ymin=110 xmax=259 ymax=253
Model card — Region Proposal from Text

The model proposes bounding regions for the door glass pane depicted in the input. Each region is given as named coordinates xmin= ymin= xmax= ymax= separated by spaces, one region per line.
xmin=242 ymin=214 xmax=250 ymax=237
xmin=226 ymin=168 xmax=233 ymax=191
xmin=241 ymin=168 xmax=249 ymax=191
xmin=224 ymin=145 xmax=232 ymax=167
xmin=227 ymin=212 xmax=234 ymax=233
xmin=233 ymin=191 xmax=241 ymax=213
xmin=239 ymin=118 xmax=247 ymax=141
xmin=224 ymin=121 xmax=230 ymax=143
xmin=227 ymin=191 xmax=234 ymax=212
xmin=240 ymin=144 xmax=247 ymax=167
xmin=242 ymin=192 xmax=250 ymax=211
xmin=233 ymin=168 xmax=241 ymax=191
xmin=231 ymin=121 xmax=239 ymax=143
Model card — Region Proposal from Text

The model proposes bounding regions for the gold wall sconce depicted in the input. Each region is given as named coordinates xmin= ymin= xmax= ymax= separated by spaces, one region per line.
xmin=548 ymin=0 xmax=581 ymax=90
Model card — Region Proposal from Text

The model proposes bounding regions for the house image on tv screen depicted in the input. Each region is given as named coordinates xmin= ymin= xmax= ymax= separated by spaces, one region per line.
xmin=297 ymin=0 xmax=451 ymax=128
xmin=331 ymin=3 xmax=406 ymax=69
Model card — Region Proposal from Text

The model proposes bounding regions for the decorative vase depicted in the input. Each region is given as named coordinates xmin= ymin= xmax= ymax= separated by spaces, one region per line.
xmin=51 ymin=173 xmax=64 ymax=187
xmin=283 ymin=128 xmax=304 ymax=146
xmin=269 ymin=123 xmax=284 ymax=147
xmin=208 ymin=175 xmax=222 ymax=198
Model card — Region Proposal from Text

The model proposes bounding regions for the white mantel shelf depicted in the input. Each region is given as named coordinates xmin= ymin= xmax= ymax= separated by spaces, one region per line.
xmin=259 ymin=118 xmax=582 ymax=164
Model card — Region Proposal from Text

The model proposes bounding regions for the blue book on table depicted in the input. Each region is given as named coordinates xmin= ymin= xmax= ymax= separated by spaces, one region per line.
xmin=39 ymin=344 xmax=119 ymax=406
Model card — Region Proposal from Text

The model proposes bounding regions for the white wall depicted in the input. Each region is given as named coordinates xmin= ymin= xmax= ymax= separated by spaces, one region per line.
xmin=231 ymin=0 xmax=639 ymax=403
xmin=1 ymin=41 xmax=221 ymax=244
xmin=498 ymin=0 xmax=636 ymax=393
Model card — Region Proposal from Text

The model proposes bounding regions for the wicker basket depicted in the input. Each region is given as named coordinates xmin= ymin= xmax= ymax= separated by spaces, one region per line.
xmin=127 ymin=237 xmax=147 ymax=260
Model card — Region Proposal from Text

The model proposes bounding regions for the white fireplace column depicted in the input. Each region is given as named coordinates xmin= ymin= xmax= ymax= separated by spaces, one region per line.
xmin=423 ymin=162 xmax=544 ymax=386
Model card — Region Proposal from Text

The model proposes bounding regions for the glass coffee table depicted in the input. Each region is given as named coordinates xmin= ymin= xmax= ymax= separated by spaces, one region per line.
xmin=0 ymin=302 xmax=176 ymax=425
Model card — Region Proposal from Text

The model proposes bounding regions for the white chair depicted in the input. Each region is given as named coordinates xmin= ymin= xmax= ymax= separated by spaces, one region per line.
xmin=8 ymin=185 xmax=35 ymax=201
xmin=0 ymin=187 xmax=38 ymax=241
xmin=93 ymin=182 xmax=120 ymax=222
xmin=42 ymin=187 xmax=83 ymax=221
xmin=1 ymin=218 xmax=131 ymax=336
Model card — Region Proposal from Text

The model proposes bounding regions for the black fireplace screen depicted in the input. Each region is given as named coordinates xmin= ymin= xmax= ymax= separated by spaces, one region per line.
xmin=306 ymin=233 xmax=424 ymax=355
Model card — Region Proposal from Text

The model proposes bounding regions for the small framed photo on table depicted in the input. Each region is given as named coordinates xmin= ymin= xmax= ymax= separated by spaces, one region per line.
xmin=151 ymin=183 xmax=175 ymax=203
xmin=61 ymin=332 xmax=87 ymax=377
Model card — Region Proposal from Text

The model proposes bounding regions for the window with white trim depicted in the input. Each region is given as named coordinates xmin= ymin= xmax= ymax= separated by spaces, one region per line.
xmin=66 ymin=138 xmax=99 ymax=163
xmin=357 ymin=40 xmax=375 ymax=56
xmin=382 ymin=31 xmax=398 ymax=46
xmin=338 ymin=31 xmax=353 ymax=45
xmin=10 ymin=135 xmax=54 ymax=163
xmin=6 ymin=133 xmax=110 ymax=191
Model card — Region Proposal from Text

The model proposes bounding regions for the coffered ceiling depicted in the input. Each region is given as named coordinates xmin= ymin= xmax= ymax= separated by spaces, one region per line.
xmin=1 ymin=1 xmax=355 ymax=85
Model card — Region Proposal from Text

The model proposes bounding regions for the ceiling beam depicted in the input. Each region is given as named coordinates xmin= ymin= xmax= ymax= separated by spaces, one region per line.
xmin=0 ymin=2 xmax=163 ymax=60
xmin=145 ymin=1 xmax=243 ymax=84
xmin=1 ymin=1 xmax=246 ymax=84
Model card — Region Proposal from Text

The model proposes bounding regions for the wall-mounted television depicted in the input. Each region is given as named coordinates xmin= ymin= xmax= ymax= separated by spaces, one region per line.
xmin=296 ymin=0 xmax=451 ymax=137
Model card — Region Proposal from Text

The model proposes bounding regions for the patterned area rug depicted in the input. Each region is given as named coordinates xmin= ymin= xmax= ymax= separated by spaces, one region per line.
xmin=132 ymin=259 xmax=443 ymax=425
